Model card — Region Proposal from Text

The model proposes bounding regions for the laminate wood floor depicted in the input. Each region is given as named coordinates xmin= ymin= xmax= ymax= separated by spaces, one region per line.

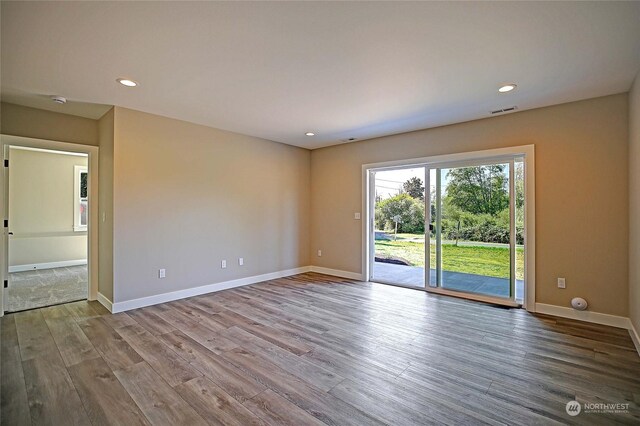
xmin=2 ymin=273 xmax=639 ymax=425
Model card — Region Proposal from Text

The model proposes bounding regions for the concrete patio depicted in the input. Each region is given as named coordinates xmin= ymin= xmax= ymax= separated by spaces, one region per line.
xmin=373 ymin=262 xmax=524 ymax=300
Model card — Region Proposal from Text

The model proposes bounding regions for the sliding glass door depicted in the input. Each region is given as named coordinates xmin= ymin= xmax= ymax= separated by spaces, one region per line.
xmin=369 ymin=154 xmax=526 ymax=306
xmin=428 ymin=158 xmax=524 ymax=303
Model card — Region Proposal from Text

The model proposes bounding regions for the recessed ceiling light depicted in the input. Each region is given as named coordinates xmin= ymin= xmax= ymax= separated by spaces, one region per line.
xmin=117 ymin=78 xmax=138 ymax=87
xmin=498 ymin=84 xmax=517 ymax=93
xmin=305 ymin=132 xmax=315 ymax=136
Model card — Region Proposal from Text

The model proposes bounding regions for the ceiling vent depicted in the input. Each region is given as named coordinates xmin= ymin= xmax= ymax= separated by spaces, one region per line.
xmin=491 ymin=106 xmax=517 ymax=115
xmin=50 ymin=96 xmax=67 ymax=104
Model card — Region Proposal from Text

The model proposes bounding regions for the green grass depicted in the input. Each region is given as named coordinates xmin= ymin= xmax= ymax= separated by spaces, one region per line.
xmin=375 ymin=239 xmax=524 ymax=280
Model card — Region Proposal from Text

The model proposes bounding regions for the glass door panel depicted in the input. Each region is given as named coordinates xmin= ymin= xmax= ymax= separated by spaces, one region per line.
xmin=434 ymin=162 xmax=514 ymax=299
xmin=428 ymin=168 xmax=437 ymax=287
xmin=371 ymin=167 xmax=426 ymax=288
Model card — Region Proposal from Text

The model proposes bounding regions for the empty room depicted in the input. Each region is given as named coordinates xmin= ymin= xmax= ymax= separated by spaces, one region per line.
xmin=1 ymin=1 xmax=639 ymax=425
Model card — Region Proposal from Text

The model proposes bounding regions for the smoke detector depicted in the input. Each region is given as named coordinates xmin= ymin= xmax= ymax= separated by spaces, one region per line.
xmin=51 ymin=96 xmax=67 ymax=104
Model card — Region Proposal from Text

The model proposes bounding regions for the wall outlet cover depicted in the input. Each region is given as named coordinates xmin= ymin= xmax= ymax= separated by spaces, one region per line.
xmin=557 ymin=277 xmax=566 ymax=289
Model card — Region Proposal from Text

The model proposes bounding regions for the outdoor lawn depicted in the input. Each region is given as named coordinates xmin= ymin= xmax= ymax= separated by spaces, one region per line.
xmin=375 ymin=233 xmax=524 ymax=280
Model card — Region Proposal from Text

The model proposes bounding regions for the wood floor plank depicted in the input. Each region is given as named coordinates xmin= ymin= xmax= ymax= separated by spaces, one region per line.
xmin=222 ymin=325 xmax=344 ymax=391
xmin=211 ymin=292 xmax=284 ymax=325
xmin=146 ymin=304 xmax=201 ymax=330
xmin=68 ymin=357 xmax=149 ymax=426
xmin=22 ymin=352 xmax=91 ymax=425
xmin=114 ymin=361 xmax=207 ymax=426
xmin=88 ymin=300 xmax=111 ymax=316
xmin=329 ymin=378 xmax=446 ymax=426
xmin=334 ymin=362 xmax=495 ymax=425
xmin=179 ymin=320 xmax=239 ymax=354
xmin=232 ymin=289 xmax=331 ymax=334
xmin=45 ymin=316 xmax=100 ymax=367
xmin=64 ymin=301 xmax=103 ymax=321
xmin=175 ymin=376 xmax=265 ymax=426
xmin=240 ymin=322 xmax=313 ymax=355
xmin=300 ymin=343 xmax=404 ymax=385
xmin=158 ymin=330 xmax=266 ymax=403
xmin=487 ymin=380 xmax=597 ymax=426
xmin=78 ymin=316 xmax=144 ymax=371
xmin=168 ymin=300 xmax=230 ymax=333
xmin=182 ymin=295 xmax=228 ymax=314
xmin=2 ymin=314 xmax=20 ymax=344
xmin=1 ymin=315 xmax=31 ymax=426
xmin=398 ymin=358 xmax=571 ymax=425
xmin=14 ymin=310 xmax=58 ymax=361
xmin=98 ymin=312 xmax=137 ymax=329
xmin=40 ymin=304 xmax=71 ymax=321
xmin=243 ymin=389 xmax=326 ymax=426
xmin=208 ymin=309 xmax=262 ymax=330
xmin=221 ymin=347 xmax=384 ymax=426
xmin=117 ymin=323 xmax=202 ymax=387
xmin=127 ymin=308 xmax=176 ymax=336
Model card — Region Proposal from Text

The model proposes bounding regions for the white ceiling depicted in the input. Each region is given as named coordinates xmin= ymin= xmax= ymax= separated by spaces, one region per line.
xmin=2 ymin=1 xmax=640 ymax=149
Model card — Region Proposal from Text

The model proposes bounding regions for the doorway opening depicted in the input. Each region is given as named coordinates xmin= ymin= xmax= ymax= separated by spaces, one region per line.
xmin=1 ymin=135 xmax=98 ymax=315
xmin=364 ymin=146 xmax=535 ymax=309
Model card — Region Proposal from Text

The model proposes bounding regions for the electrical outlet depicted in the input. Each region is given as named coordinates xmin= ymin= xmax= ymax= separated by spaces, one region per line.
xmin=317 ymin=250 xmax=322 ymax=257
xmin=239 ymin=257 xmax=244 ymax=266
xmin=159 ymin=269 xmax=166 ymax=279
xmin=354 ymin=212 xmax=361 ymax=220
xmin=221 ymin=260 xmax=227 ymax=269
xmin=557 ymin=277 xmax=566 ymax=289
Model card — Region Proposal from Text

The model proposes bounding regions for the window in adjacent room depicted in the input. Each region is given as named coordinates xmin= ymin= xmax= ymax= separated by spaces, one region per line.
xmin=74 ymin=165 xmax=88 ymax=231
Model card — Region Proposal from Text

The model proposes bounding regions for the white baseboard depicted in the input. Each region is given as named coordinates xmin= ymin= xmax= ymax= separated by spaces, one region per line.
xmin=309 ymin=266 xmax=363 ymax=281
xmin=97 ymin=292 xmax=113 ymax=313
xmin=111 ymin=266 xmax=312 ymax=313
xmin=629 ymin=321 xmax=640 ymax=357
xmin=9 ymin=259 xmax=87 ymax=273
xmin=535 ymin=303 xmax=631 ymax=330
xmin=103 ymin=265 xmax=362 ymax=314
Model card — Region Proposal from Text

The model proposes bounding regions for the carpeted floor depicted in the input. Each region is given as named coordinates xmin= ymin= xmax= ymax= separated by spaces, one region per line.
xmin=7 ymin=265 xmax=87 ymax=312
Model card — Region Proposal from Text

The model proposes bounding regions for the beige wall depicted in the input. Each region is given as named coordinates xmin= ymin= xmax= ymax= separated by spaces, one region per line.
xmin=629 ymin=72 xmax=640 ymax=333
xmin=98 ymin=108 xmax=115 ymax=301
xmin=2 ymin=94 xmax=631 ymax=319
xmin=111 ymin=107 xmax=310 ymax=302
xmin=311 ymin=94 xmax=629 ymax=317
xmin=1 ymin=102 xmax=98 ymax=146
xmin=8 ymin=147 xmax=88 ymax=267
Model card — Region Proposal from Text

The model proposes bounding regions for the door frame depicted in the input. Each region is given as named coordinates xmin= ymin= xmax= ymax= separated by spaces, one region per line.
xmin=0 ymin=135 xmax=99 ymax=316
xmin=362 ymin=145 xmax=536 ymax=311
